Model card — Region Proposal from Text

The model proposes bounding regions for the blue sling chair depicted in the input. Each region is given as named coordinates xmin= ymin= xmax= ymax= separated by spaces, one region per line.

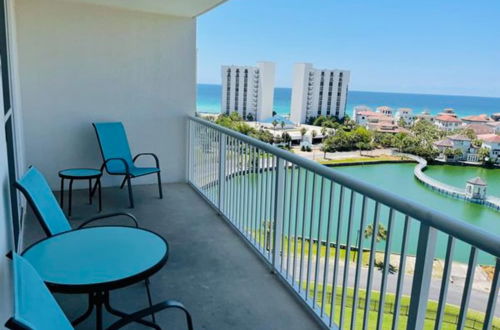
xmin=93 ymin=122 xmax=163 ymax=208
xmin=6 ymin=253 xmax=193 ymax=330
xmin=14 ymin=166 xmax=158 ymax=327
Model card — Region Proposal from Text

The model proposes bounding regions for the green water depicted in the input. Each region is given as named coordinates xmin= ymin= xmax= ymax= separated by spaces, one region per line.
xmin=224 ymin=163 xmax=499 ymax=265
xmin=424 ymin=165 xmax=500 ymax=197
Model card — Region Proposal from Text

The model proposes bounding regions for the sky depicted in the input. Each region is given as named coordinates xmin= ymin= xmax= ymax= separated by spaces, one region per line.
xmin=197 ymin=0 xmax=500 ymax=97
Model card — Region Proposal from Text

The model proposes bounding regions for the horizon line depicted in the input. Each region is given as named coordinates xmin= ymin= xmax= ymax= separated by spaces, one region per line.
xmin=197 ymin=82 xmax=500 ymax=100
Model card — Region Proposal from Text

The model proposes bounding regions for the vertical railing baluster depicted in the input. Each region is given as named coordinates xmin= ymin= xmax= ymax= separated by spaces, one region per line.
xmin=218 ymin=132 xmax=226 ymax=212
xmin=392 ymin=215 xmax=411 ymax=330
xmin=457 ymin=246 xmax=478 ymax=330
xmin=483 ymin=258 xmax=499 ymax=330
xmin=313 ymin=178 xmax=325 ymax=308
xmin=330 ymin=185 xmax=345 ymax=327
xmin=363 ymin=202 xmax=380 ymax=330
xmin=407 ymin=224 xmax=437 ymax=330
xmin=351 ymin=195 xmax=368 ymax=329
xmin=340 ymin=190 xmax=356 ymax=329
xmin=321 ymin=182 xmax=335 ymax=318
xmin=292 ymin=168 xmax=302 ymax=286
xmin=280 ymin=161 xmax=289 ymax=273
xmin=376 ymin=208 xmax=395 ymax=330
xmin=306 ymin=174 xmax=317 ymax=302
xmin=434 ymin=235 xmax=455 ymax=330
xmin=286 ymin=165 xmax=295 ymax=278
xmin=273 ymin=157 xmax=285 ymax=271
xmin=299 ymin=171 xmax=309 ymax=294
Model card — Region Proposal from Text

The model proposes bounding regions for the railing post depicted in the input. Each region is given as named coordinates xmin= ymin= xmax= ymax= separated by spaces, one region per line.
xmin=218 ymin=132 xmax=226 ymax=211
xmin=187 ymin=119 xmax=192 ymax=182
xmin=272 ymin=157 xmax=285 ymax=270
xmin=407 ymin=223 xmax=437 ymax=330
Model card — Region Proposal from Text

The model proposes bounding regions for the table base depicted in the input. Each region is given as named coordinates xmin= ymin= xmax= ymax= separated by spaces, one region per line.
xmin=72 ymin=290 xmax=158 ymax=330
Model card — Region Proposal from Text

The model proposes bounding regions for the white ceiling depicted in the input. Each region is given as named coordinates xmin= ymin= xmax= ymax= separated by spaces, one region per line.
xmin=58 ymin=0 xmax=229 ymax=17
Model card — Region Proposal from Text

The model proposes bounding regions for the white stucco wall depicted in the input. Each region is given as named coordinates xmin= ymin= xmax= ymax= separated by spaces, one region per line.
xmin=0 ymin=62 xmax=14 ymax=329
xmin=14 ymin=0 xmax=196 ymax=188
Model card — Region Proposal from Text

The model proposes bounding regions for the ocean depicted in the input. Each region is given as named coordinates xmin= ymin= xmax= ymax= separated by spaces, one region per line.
xmin=197 ymin=83 xmax=500 ymax=118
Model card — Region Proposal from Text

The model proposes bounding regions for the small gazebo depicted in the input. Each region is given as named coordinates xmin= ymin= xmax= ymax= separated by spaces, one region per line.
xmin=465 ymin=177 xmax=487 ymax=200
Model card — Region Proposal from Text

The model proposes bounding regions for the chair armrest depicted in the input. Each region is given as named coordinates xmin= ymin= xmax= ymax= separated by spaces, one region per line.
xmin=78 ymin=212 xmax=138 ymax=229
xmin=107 ymin=300 xmax=193 ymax=330
xmin=100 ymin=158 xmax=130 ymax=175
xmin=133 ymin=153 xmax=160 ymax=169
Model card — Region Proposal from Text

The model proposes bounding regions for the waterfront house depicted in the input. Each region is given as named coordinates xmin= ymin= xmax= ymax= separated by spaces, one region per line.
xmin=415 ymin=110 xmax=435 ymax=123
xmin=376 ymin=105 xmax=394 ymax=117
xmin=434 ymin=114 xmax=463 ymax=131
xmin=433 ymin=134 xmax=478 ymax=162
xmin=395 ymin=107 xmax=416 ymax=125
xmin=464 ymin=123 xmax=495 ymax=135
xmin=478 ymin=134 xmax=500 ymax=164
xmin=462 ymin=114 xmax=492 ymax=125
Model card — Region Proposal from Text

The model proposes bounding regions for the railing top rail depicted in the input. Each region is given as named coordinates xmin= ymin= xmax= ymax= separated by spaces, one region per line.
xmin=189 ymin=116 xmax=500 ymax=257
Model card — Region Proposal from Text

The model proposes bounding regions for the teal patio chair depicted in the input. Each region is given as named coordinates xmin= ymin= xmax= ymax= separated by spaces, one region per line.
xmin=93 ymin=122 xmax=163 ymax=208
xmin=5 ymin=253 xmax=193 ymax=330
xmin=14 ymin=166 xmax=157 ymax=323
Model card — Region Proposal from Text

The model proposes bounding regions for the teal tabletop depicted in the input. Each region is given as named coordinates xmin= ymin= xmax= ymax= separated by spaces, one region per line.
xmin=22 ymin=226 xmax=168 ymax=293
xmin=59 ymin=168 xmax=102 ymax=178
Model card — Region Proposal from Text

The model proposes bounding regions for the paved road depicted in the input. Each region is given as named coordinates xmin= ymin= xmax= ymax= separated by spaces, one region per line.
xmin=280 ymin=255 xmax=500 ymax=317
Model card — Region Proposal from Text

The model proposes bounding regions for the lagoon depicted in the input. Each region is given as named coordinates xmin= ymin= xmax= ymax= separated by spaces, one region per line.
xmin=226 ymin=163 xmax=499 ymax=265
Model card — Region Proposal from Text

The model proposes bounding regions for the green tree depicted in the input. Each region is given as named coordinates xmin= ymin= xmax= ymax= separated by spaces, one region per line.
xmin=272 ymin=120 xmax=278 ymax=131
xmin=280 ymin=121 xmax=285 ymax=130
xmin=478 ymin=147 xmax=490 ymax=162
xmin=300 ymin=127 xmax=308 ymax=141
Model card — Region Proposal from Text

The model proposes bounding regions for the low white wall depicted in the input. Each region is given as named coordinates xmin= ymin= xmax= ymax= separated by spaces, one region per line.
xmin=14 ymin=0 xmax=196 ymax=188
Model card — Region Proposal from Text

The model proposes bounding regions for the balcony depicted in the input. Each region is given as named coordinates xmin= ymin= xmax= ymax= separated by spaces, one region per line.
xmin=22 ymin=183 xmax=321 ymax=330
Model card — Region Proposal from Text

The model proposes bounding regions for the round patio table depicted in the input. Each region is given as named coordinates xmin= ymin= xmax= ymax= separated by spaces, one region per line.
xmin=22 ymin=226 xmax=168 ymax=329
xmin=58 ymin=168 xmax=103 ymax=216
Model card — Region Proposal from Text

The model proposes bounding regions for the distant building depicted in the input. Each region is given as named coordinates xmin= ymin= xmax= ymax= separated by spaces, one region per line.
xmin=465 ymin=177 xmax=487 ymax=200
xmin=438 ymin=108 xmax=458 ymax=117
xmin=433 ymin=134 xmax=478 ymax=162
xmin=376 ymin=106 xmax=394 ymax=117
xmin=491 ymin=113 xmax=500 ymax=121
xmin=464 ymin=123 xmax=494 ymax=136
xmin=434 ymin=115 xmax=462 ymax=131
xmin=221 ymin=62 xmax=275 ymax=121
xmin=352 ymin=105 xmax=373 ymax=119
xmin=395 ymin=108 xmax=415 ymax=125
xmin=461 ymin=114 xmax=491 ymax=125
xmin=290 ymin=63 xmax=350 ymax=124
xmin=478 ymin=134 xmax=500 ymax=164
xmin=415 ymin=110 xmax=435 ymax=123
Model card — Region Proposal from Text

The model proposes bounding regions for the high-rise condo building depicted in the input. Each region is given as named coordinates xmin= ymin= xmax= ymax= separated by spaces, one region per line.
xmin=221 ymin=62 xmax=275 ymax=121
xmin=290 ymin=63 xmax=350 ymax=124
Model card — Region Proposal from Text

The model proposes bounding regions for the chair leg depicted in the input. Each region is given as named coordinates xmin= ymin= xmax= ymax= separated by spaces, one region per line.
xmin=157 ymin=172 xmax=163 ymax=199
xmin=120 ymin=176 xmax=127 ymax=189
xmin=145 ymin=278 xmax=156 ymax=323
xmin=60 ymin=178 xmax=64 ymax=208
xmin=68 ymin=179 xmax=74 ymax=217
xmin=127 ymin=176 xmax=135 ymax=208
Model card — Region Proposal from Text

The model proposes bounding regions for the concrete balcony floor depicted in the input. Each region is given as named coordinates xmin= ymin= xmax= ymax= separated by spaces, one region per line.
xmin=22 ymin=182 xmax=321 ymax=330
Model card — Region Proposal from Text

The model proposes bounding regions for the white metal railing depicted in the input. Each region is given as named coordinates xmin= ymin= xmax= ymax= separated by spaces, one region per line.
xmin=187 ymin=116 xmax=500 ymax=330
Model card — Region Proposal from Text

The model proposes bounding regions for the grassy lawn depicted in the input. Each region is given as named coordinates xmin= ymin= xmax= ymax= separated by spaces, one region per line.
xmin=249 ymin=229 xmax=370 ymax=264
xmin=318 ymin=155 xmax=412 ymax=165
xmin=309 ymin=284 xmax=500 ymax=330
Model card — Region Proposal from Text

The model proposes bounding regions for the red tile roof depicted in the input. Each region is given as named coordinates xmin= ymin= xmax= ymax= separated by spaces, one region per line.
xmin=462 ymin=114 xmax=490 ymax=122
xmin=479 ymin=134 xmax=500 ymax=143
xmin=435 ymin=115 xmax=462 ymax=123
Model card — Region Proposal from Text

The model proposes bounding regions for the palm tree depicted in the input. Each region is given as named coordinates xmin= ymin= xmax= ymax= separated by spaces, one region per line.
xmin=300 ymin=127 xmax=307 ymax=141
xmin=272 ymin=120 xmax=278 ymax=131
xmin=321 ymin=126 xmax=327 ymax=141
xmin=280 ymin=121 xmax=285 ymax=130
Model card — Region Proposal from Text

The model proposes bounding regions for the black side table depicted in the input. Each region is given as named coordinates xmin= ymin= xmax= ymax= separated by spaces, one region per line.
xmin=59 ymin=168 xmax=102 ymax=216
